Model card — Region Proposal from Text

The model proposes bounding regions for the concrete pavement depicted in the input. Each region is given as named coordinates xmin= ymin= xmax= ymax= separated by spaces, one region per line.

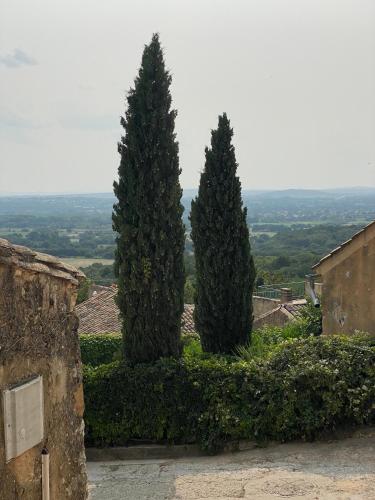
xmin=87 ymin=430 xmax=375 ymax=499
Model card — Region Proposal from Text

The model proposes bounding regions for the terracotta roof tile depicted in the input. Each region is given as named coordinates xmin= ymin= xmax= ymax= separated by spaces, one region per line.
xmin=254 ymin=299 xmax=307 ymax=325
xmin=281 ymin=299 xmax=307 ymax=319
xmin=76 ymin=287 xmax=196 ymax=334
xmin=181 ymin=304 xmax=195 ymax=334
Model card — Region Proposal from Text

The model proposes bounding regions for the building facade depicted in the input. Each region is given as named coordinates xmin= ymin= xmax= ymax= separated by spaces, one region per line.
xmin=313 ymin=221 xmax=375 ymax=335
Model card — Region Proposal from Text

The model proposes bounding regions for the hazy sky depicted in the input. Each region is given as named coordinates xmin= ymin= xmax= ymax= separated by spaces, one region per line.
xmin=1 ymin=0 xmax=374 ymax=193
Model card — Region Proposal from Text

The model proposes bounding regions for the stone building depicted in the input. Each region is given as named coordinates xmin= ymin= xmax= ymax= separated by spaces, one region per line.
xmin=252 ymin=290 xmax=307 ymax=330
xmin=0 ymin=238 xmax=87 ymax=499
xmin=312 ymin=221 xmax=375 ymax=335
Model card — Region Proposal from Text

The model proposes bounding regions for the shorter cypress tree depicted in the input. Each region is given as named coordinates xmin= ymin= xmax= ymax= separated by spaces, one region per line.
xmin=190 ymin=113 xmax=255 ymax=354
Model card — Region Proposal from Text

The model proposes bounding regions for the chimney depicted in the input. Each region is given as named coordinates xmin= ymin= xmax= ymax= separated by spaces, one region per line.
xmin=280 ymin=288 xmax=293 ymax=304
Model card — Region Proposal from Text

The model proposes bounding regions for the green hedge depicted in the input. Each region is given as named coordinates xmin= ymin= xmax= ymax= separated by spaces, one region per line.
xmin=83 ymin=335 xmax=375 ymax=452
xmin=80 ymin=333 xmax=122 ymax=366
xmin=80 ymin=333 xmax=201 ymax=367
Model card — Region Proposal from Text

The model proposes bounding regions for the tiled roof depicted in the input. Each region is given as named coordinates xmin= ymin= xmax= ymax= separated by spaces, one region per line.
xmin=76 ymin=287 xmax=120 ymax=334
xmin=181 ymin=304 xmax=195 ymax=334
xmin=312 ymin=220 xmax=375 ymax=271
xmin=252 ymin=299 xmax=307 ymax=330
xmin=281 ymin=299 xmax=307 ymax=319
xmin=255 ymin=299 xmax=307 ymax=324
xmin=76 ymin=286 xmax=196 ymax=334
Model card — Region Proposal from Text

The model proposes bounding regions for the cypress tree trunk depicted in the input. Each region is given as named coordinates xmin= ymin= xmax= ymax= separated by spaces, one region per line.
xmin=190 ymin=114 xmax=255 ymax=354
xmin=113 ymin=34 xmax=185 ymax=364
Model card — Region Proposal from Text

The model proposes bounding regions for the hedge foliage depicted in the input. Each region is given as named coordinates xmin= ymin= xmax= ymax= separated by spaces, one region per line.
xmin=80 ymin=334 xmax=122 ymax=366
xmin=80 ymin=333 xmax=200 ymax=367
xmin=83 ymin=335 xmax=375 ymax=452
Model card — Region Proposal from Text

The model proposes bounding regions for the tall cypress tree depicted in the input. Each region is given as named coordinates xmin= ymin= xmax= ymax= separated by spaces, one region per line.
xmin=112 ymin=34 xmax=185 ymax=364
xmin=190 ymin=113 xmax=255 ymax=354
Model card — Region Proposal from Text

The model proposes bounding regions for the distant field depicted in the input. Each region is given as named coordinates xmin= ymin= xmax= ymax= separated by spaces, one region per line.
xmin=252 ymin=220 xmax=368 ymax=227
xmin=60 ymin=257 xmax=114 ymax=269
xmin=252 ymin=231 xmax=277 ymax=237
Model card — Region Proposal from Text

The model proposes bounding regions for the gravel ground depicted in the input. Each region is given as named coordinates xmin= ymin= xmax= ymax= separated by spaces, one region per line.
xmin=87 ymin=429 xmax=375 ymax=499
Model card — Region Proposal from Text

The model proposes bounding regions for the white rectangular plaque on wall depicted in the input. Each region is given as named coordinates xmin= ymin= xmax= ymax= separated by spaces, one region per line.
xmin=3 ymin=375 xmax=44 ymax=462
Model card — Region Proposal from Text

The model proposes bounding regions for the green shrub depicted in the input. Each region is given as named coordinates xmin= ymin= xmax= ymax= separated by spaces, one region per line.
xmin=237 ymin=323 xmax=308 ymax=361
xmin=77 ymin=278 xmax=92 ymax=304
xmin=261 ymin=334 xmax=375 ymax=441
xmin=80 ymin=333 xmax=202 ymax=367
xmin=181 ymin=333 xmax=202 ymax=358
xmin=83 ymin=335 xmax=375 ymax=452
xmin=80 ymin=334 xmax=122 ymax=366
xmin=238 ymin=301 xmax=322 ymax=361
xmin=298 ymin=299 xmax=322 ymax=336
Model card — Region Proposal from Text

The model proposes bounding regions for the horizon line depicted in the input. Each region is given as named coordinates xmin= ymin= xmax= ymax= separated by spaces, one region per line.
xmin=1 ymin=185 xmax=375 ymax=196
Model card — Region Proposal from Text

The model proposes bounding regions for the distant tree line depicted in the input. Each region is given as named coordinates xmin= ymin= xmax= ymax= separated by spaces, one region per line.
xmin=2 ymin=222 xmax=363 ymax=297
xmin=2 ymin=229 xmax=115 ymax=258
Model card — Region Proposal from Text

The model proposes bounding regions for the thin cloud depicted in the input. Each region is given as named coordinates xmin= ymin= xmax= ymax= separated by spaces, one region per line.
xmin=0 ymin=49 xmax=37 ymax=68
xmin=0 ymin=108 xmax=48 ymax=129
xmin=59 ymin=114 xmax=119 ymax=131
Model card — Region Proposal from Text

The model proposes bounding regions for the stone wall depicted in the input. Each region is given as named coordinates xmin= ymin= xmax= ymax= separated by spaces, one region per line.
xmin=253 ymin=296 xmax=280 ymax=319
xmin=0 ymin=239 xmax=87 ymax=499
xmin=253 ymin=306 xmax=289 ymax=330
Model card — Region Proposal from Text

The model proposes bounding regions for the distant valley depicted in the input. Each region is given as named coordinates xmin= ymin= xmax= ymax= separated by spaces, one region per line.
xmin=1 ymin=188 xmax=374 ymax=290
